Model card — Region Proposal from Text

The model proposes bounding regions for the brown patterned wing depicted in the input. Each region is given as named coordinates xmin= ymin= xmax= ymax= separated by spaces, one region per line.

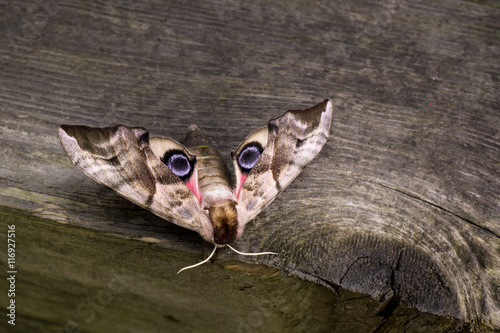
xmin=233 ymin=99 xmax=333 ymax=225
xmin=59 ymin=125 xmax=214 ymax=242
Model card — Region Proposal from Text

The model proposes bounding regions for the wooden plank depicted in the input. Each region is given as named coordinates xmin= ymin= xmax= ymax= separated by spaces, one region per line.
xmin=0 ymin=206 xmax=470 ymax=332
xmin=0 ymin=0 xmax=498 ymax=330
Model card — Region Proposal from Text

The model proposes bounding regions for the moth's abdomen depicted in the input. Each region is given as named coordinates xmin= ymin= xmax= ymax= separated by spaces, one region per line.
xmin=183 ymin=124 xmax=241 ymax=244
xmin=184 ymin=124 xmax=233 ymax=194
xmin=193 ymin=151 xmax=232 ymax=193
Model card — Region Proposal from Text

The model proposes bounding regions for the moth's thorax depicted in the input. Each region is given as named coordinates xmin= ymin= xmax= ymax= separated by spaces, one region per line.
xmin=207 ymin=201 xmax=238 ymax=245
xmin=202 ymin=190 xmax=239 ymax=244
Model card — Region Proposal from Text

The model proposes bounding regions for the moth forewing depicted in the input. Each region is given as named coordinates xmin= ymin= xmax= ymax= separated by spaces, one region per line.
xmin=235 ymin=99 xmax=333 ymax=225
xmin=58 ymin=124 xmax=215 ymax=244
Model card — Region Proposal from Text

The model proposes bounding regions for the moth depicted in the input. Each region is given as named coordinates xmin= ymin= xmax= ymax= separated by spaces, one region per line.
xmin=59 ymin=100 xmax=333 ymax=272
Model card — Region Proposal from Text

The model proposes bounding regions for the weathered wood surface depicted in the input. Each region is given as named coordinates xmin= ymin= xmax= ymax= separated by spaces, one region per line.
xmin=1 ymin=206 xmax=470 ymax=332
xmin=0 ymin=0 xmax=499 ymax=331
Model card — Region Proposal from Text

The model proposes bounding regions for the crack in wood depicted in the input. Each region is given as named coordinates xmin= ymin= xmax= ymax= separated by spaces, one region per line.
xmin=339 ymin=255 xmax=370 ymax=285
xmin=373 ymin=181 xmax=500 ymax=239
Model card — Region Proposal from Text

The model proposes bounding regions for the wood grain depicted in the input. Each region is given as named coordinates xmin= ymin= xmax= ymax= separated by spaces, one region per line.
xmin=0 ymin=206 xmax=470 ymax=332
xmin=0 ymin=0 xmax=498 ymax=330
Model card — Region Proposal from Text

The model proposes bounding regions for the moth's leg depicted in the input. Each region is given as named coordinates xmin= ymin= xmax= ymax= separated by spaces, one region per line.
xmin=210 ymin=247 xmax=221 ymax=263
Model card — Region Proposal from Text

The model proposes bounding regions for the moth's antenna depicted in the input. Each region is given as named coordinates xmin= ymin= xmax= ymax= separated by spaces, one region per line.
xmin=226 ymin=244 xmax=277 ymax=256
xmin=177 ymin=245 xmax=218 ymax=274
xmin=177 ymin=245 xmax=276 ymax=274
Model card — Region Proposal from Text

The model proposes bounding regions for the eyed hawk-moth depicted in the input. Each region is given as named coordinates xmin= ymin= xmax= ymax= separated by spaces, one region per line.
xmin=59 ymin=100 xmax=333 ymax=270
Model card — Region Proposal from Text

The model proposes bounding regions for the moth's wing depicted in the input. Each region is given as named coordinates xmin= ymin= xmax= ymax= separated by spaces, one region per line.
xmin=58 ymin=125 xmax=214 ymax=242
xmin=233 ymin=99 xmax=333 ymax=224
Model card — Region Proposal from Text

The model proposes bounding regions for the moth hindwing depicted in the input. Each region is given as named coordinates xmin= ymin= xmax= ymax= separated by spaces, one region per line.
xmin=59 ymin=99 xmax=333 ymax=245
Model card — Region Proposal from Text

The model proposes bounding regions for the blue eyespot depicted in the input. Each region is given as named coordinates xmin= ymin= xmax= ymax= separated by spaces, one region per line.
xmin=237 ymin=143 xmax=263 ymax=173
xmin=162 ymin=150 xmax=194 ymax=181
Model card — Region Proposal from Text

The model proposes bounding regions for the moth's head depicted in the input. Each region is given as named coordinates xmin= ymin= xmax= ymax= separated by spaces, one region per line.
xmin=206 ymin=200 xmax=239 ymax=245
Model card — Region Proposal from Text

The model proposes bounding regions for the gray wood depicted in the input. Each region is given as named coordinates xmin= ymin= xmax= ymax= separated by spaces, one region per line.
xmin=0 ymin=0 xmax=498 ymax=330
xmin=1 ymin=206 xmax=471 ymax=333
